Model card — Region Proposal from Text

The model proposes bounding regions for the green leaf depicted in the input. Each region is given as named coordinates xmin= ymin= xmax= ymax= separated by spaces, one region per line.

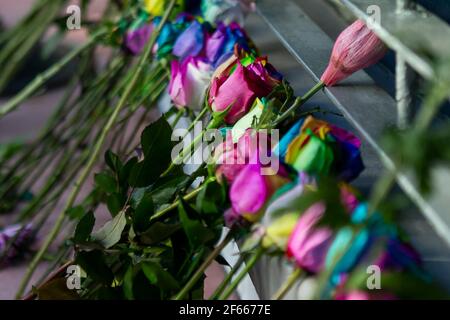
xmin=73 ymin=211 xmax=95 ymax=243
xmin=139 ymin=222 xmax=181 ymax=245
xmin=141 ymin=261 xmax=179 ymax=291
xmin=66 ymin=205 xmax=86 ymax=220
xmin=133 ymin=193 xmax=154 ymax=233
xmin=94 ymin=172 xmax=117 ymax=194
xmin=36 ymin=278 xmax=79 ymax=300
xmin=76 ymin=250 xmax=114 ymax=285
xmin=105 ymin=150 xmax=122 ymax=173
xmin=120 ymin=156 xmax=138 ymax=185
xmin=178 ymin=198 xmax=215 ymax=249
xmin=92 ymin=210 xmax=127 ymax=248
xmin=150 ymin=173 xmax=190 ymax=206
xmin=106 ymin=192 xmax=126 ymax=217
xmin=196 ymin=180 xmax=226 ymax=217
xmin=128 ymin=117 xmax=173 ymax=188
xmin=123 ymin=265 xmax=135 ymax=300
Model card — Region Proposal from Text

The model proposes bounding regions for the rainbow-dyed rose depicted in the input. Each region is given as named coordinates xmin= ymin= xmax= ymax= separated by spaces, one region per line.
xmin=205 ymin=22 xmax=251 ymax=68
xmin=201 ymin=0 xmax=255 ymax=25
xmin=274 ymin=116 xmax=364 ymax=181
xmin=169 ymin=56 xmax=212 ymax=109
xmin=124 ymin=24 xmax=154 ymax=55
xmin=172 ymin=19 xmax=207 ymax=61
xmin=229 ymin=154 xmax=289 ymax=222
xmin=209 ymin=52 xmax=282 ymax=124
xmin=286 ymin=203 xmax=333 ymax=273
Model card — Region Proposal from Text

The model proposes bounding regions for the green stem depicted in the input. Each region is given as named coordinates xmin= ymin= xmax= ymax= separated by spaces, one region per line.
xmin=171 ymin=107 xmax=185 ymax=128
xmin=219 ymin=247 xmax=265 ymax=300
xmin=271 ymin=268 xmax=302 ymax=300
xmin=150 ymin=181 xmax=211 ymax=222
xmin=162 ymin=111 xmax=217 ymax=177
xmin=183 ymin=106 xmax=209 ymax=139
xmin=0 ymin=1 xmax=62 ymax=93
xmin=0 ymin=28 xmax=107 ymax=118
xmin=272 ymin=81 xmax=325 ymax=127
xmin=172 ymin=231 xmax=234 ymax=300
xmin=14 ymin=1 xmax=177 ymax=299
xmin=209 ymin=255 xmax=245 ymax=300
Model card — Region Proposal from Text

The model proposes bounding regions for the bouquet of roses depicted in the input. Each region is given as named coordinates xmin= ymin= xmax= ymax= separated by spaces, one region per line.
xmin=1 ymin=0 xmax=447 ymax=301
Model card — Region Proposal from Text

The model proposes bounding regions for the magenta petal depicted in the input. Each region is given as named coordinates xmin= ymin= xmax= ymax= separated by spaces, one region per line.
xmin=287 ymin=203 xmax=333 ymax=273
xmin=230 ymin=163 xmax=267 ymax=215
xmin=211 ymin=63 xmax=256 ymax=124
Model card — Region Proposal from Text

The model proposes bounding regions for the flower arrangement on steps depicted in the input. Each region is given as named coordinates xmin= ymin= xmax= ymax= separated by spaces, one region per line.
xmin=0 ymin=0 xmax=448 ymax=300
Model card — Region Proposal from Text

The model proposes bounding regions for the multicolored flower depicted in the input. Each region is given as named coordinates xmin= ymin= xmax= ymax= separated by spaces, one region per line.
xmin=124 ymin=24 xmax=154 ymax=55
xmin=201 ymin=0 xmax=255 ymax=26
xmin=286 ymin=203 xmax=333 ymax=273
xmin=172 ymin=19 xmax=207 ymax=61
xmin=205 ymin=22 xmax=251 ymax=68
xmin=229 ymin=155 xmax=289 ymax=222
xmin=169 ymin=56 xmax=212 ymax=109
xmin=209 ymin=52 xmax=281 ymax=124
xmin=214 ymin=124 xmax=271 ymax=183
xmin=274 ymin=116 xmax=364 ymax=181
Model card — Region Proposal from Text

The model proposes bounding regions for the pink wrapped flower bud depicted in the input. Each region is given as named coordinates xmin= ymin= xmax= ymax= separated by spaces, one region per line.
xmin=321 ymin=20 xmax=387 ymax=86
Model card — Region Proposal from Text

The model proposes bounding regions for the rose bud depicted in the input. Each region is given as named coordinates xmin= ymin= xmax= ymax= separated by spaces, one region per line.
xmin=230 ymin=154 xmax=289 ymax=222
xmin=201 ymin=0 xmax=255 ymax=26
xmin=172 ymin=20 xmax=207 ymax=61
xmin=124 ymin=24 xmax=154 ymax=55
xmin=209 ymin=52 xmax=281 ymax=124
xmin=169 ymin=56 xmax=212 ymax=109
xmin=214 ymin=125 xmax=270 ymax=183
xmin=206 ymin=22 xmax=251 ymax=68
xmin=320 ymin=20 xmax=387 ymax=86
xmin=286 ymin=203 xmax=334 ymax=273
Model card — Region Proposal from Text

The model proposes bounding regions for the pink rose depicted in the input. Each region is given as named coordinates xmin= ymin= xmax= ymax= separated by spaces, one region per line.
xmin=208 ymin=54 xmax=281 ymax=124
xmin=230 ymin=155 xmax=289 ymax=222
xmin=215 ymin=129 xmax=271 ymax=183
xmin=321 ymin=20 xmax=387 ymax=86
xmin=286 ymin=203 xmax=333 ymax=273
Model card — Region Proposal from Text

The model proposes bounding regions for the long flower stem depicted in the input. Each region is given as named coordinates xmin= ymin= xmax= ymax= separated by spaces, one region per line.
xmin=171 ymin=107 xmax=185 ymax=128
xmin=183 ymin=106 xmax=209 ymax=139
xmin=162 ymin=112 xmax=218 ymax=177
xmin=0 ymin=1 xmax=62 ymax=93
xmin=271 ymin=268 xmax=302 ymax=300
xmin=14 ymin=1 xmax=177 ymax=299
xmin=0 ymin=28 xmax=107 ymax=118
xmin=209 ymin=255 xmax=245 ymax=300
xmin=219 ymin=247 xmax=265 ymax=300
xmin=272 ymin=81 xmax=325 ymax=127
xmin=173 ymin=231 xmax=234 ymax=300
xmin=150 ymin=180 xmax=213 ymax=222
